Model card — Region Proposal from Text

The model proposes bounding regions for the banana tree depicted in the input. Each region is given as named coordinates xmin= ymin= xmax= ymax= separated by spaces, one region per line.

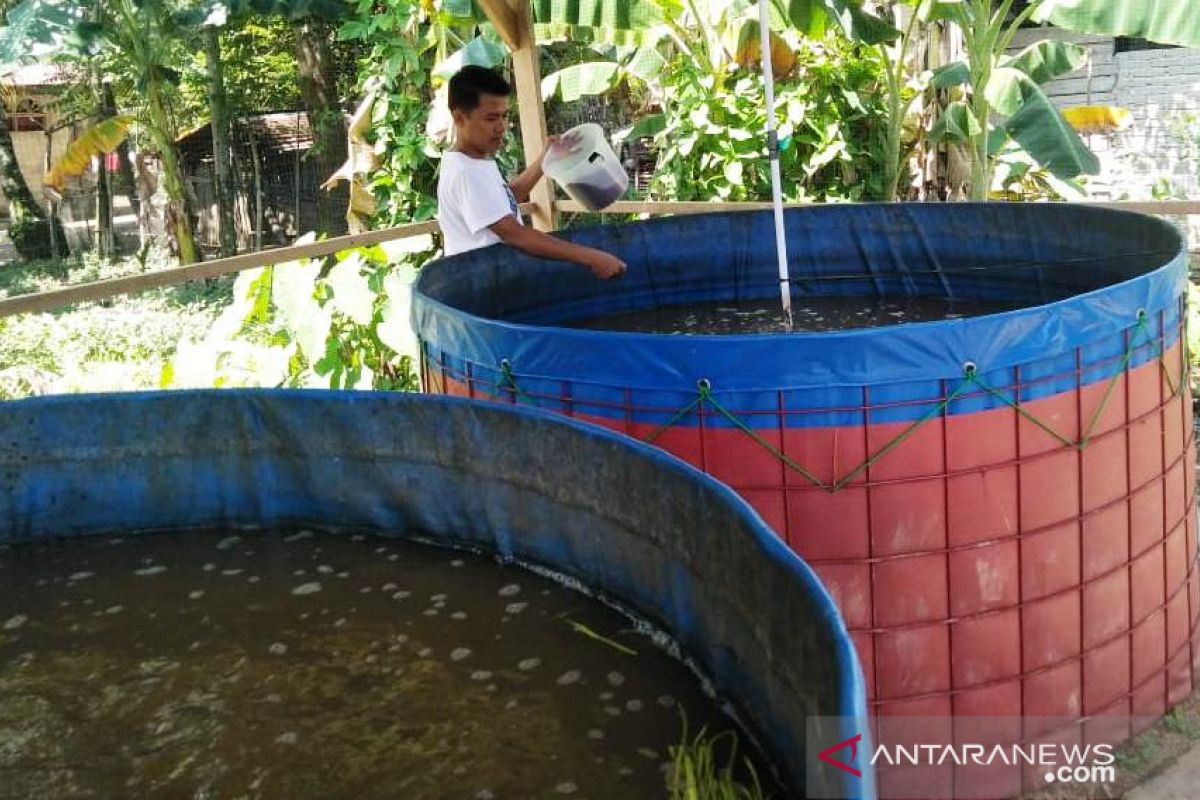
xmin=780 ymin=0 xmax=1200 ymax=201
xmin=917 ymin=1 xmax=1096 ymax=199
xmin=912 ymin=0 xmax=1200 ymax=200
xmin=0 ymin=0 xmax=206 ymax=261
xmin=911 ymin=0 xmax=1200 ymax=200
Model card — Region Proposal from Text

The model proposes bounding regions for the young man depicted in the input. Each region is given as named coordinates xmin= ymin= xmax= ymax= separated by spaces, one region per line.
xmin=437 ymin=66 xmax=626 ymax=280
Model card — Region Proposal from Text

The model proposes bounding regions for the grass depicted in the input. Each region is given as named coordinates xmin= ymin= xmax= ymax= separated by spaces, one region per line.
xmin=1023 ymin=691 xmax=1200 ymax=799
xmin=667 ymin=713 xmax=769 ymax=800
xmin=0 ymin=248 xmax=233 ymax=400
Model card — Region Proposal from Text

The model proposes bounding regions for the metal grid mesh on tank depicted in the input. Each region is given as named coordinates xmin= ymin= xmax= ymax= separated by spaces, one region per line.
xmin=421 ymin=303 xmax=1197 ymax=796
xmin=412 ymin=201 xmax=1197 ymax=797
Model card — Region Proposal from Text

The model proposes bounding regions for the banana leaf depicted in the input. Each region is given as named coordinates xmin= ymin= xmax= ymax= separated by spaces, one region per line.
xmin=786 ymin=0 xmax=899 ymax=44
xmin=932 ymin=61 xmax=969 ymax=88
xmin=1002 ymin=40 xmax=1087 ymax=85
xmin=541 ymin=60 xmax=620 ymax=102
xmin=0 ymin=0 xmax=77 ymax=75
xmin=44 ymin=116 xmax=135 ymax=190
xmin=614 ymin=113 xmax=666 ymax=142
xmin=1036 ymin=0 xmax=1200 ymax=49
xmin=433 ymin=34 xmax=506 ymax=79
xmin=929 ymin=101 xmax=981 ymax=144
xmin=1000 ymin=77 xmax=1100 ymax=179
xmin=917 ymin=0 xmax=966 ymax=24
xmin=624 ymin=42 xmax=666 ymax=82
xmin=985 ymin=67 xmax=1030 ymax=116
xmin=531 ymin=0 xmax=664 ymax=45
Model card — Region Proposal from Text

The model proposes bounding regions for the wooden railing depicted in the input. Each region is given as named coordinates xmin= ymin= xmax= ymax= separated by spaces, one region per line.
xmin=2 ymin=199 xmax=1198 ymax=319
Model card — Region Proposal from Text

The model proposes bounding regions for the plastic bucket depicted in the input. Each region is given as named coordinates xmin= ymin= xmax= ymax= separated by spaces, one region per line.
xmin=543 ymin=123 xmax=629 ymax=211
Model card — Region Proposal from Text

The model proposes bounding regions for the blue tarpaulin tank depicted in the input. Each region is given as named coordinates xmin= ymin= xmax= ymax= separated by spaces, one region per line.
xmin=0 ymin=390 xmax=871 ymax=799
xmin=413 ymin=202 xmax=1197 ymax=796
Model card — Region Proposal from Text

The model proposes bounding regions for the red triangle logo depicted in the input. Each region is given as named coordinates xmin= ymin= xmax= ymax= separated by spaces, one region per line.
xmin=818 ymin=733 xmax=863 ymax=778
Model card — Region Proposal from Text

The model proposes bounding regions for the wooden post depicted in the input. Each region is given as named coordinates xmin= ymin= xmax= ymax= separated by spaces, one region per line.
xmin=481 ymin=0 xmax=557 ymax=231
xmin=294 ymin=111 xmax=301 ymax=234
xmin=249 ymin=131 xmax=263 ymax=251
xmin=44 ymin=131 xmax=57 ymax=259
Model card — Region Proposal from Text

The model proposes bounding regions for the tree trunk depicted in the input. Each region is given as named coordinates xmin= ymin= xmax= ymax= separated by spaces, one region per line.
xmin=146 ymin=81 xmax=199 ymax=264
xmin=96 ymin=146 xmax=112 ymax=257
xmin=0 ymin=104 xmax=63 ymax=259
xmin=293 ymin=19 xmax=347 ymax=236
xmin=205 ymin=25 xmax=237 ymax=257
xmin=95 ymin=78 xmax=113 ymax=257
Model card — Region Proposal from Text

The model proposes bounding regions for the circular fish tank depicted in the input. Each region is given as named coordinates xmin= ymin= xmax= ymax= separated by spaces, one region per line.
xmin=0 ymin=391 xmax=867 ymax=799
xmin=413 ymin=203 xmax=1198 ymax=753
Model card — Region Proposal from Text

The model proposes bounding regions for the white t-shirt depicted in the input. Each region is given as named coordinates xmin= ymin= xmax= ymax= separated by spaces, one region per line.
xmin=437 ymin=150 xmax=523 ymax=256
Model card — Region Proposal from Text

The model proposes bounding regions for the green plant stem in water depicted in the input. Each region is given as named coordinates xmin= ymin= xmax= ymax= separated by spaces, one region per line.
xmin=565 ymin=619 xmax=638 ymax=656
xmin=667 ymin=710 xmax=768 ymax=800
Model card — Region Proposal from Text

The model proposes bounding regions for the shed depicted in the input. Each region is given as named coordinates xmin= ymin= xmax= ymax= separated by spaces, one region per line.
xmin=175 ymin=111 xmax=348 ymax=251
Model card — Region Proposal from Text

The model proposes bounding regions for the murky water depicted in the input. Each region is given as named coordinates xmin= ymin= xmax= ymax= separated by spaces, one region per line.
xmin=0 ymin=531 xmax=770 ymax=799
xmin=570 ymin=296 xmax=1023 ymax=335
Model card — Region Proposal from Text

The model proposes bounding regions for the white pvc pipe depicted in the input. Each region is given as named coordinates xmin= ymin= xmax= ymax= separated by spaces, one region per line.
xmin=759 ymin=0 xmax=793 ymax=330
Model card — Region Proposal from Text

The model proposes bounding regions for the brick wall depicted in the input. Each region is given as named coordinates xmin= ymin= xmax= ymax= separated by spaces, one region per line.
xmin=1008 ymin=29 xmax=1200 ymax=246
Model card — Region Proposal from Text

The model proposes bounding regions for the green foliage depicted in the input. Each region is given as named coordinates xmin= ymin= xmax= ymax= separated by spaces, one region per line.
xmin=785 ymin=0 xmax=899 ymax=45
xmin=177 ymin=15 xmax=302 ymax=129
xmin=646 ymin=36 xmax=889 ymax=203
xmin=0 ymin=247 xmax=227 ymax=400
xmin=531 ymin=0 xmax=666 ymax=46
xmin=7 ymin=216 xmax=65 ymax=261
xmin=1188 ymin=281 xmax=1200 ymax=398
xmin=999 ymin=74 xmax=1099 ymax=179
xmin=667 ymin=713 xmax=769 ymax=800
xmin=1164 ymin=705 xmax=1200 ymax=740
xmin=918 ymin=0 xmax=1098 ymax=199
xmin=339 ymin=0 xmax=438 ymax=226
xmin=0 ymin=0 xmax=79 ymax=75
xmin=988 ymin=140 xmax=1086 ymax=201
xmin=164 ymin=235 xmax=431 ymax=391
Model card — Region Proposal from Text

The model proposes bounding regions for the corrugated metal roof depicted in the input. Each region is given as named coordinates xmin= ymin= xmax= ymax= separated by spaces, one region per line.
xmin=176 ymin=111 xmax=315 ymax=154
xmin=3 ymin=62 xmax=73 ymax=87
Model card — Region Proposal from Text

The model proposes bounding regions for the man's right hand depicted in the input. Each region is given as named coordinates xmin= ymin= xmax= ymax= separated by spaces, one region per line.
xmin=587 ymin=251 xmax=626 ymax=280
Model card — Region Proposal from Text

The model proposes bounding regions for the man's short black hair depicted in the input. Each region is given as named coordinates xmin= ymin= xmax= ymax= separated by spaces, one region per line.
xmin=448 ymin=65 xmax=512 ymax=113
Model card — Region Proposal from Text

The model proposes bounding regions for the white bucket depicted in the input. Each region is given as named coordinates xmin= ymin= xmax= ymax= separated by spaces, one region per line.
xmin=542 ymin=123 xmax=629 ymax=212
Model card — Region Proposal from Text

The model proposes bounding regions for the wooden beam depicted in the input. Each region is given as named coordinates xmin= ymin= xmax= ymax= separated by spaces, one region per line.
xmin=508 ymin=0 xmax=557 ymax=231
xmin=478 ymin=0 xmax=520 ymax=50
xmin=1 ymin=203 xmax=536 ymax=318
xmin=1078 ymin=200 xmax=1200 ymax=215
xmin=9 ymin=198 xmax=1200 ymax=320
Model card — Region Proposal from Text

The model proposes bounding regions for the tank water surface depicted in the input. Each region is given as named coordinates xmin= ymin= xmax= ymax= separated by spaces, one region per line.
xmin=0 ymin=530 xmax=768 ymax=798
xmin=569 ymin=296 xmax=1024 ymax=335
xmin=0 ymin=392 xmax=870 ymax=800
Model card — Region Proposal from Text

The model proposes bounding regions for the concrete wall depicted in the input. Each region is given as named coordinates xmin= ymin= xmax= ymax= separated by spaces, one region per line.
xmin=0 ymin=93 xmax=73 ymax=217
xmin=1008 ymin=29 xmax=1200 ymax=245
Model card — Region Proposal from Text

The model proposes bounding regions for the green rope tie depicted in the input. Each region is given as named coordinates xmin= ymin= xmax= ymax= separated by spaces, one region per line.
xmin=496 ymin=359 xmax=534 ymax=405
xmin=635 ymin=310 xmax=1184 ymax=493
xmin=971 ymin=313 xmax=1183 ymax=451
xmin=644 ymin=380 xmax=710 ymax=446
